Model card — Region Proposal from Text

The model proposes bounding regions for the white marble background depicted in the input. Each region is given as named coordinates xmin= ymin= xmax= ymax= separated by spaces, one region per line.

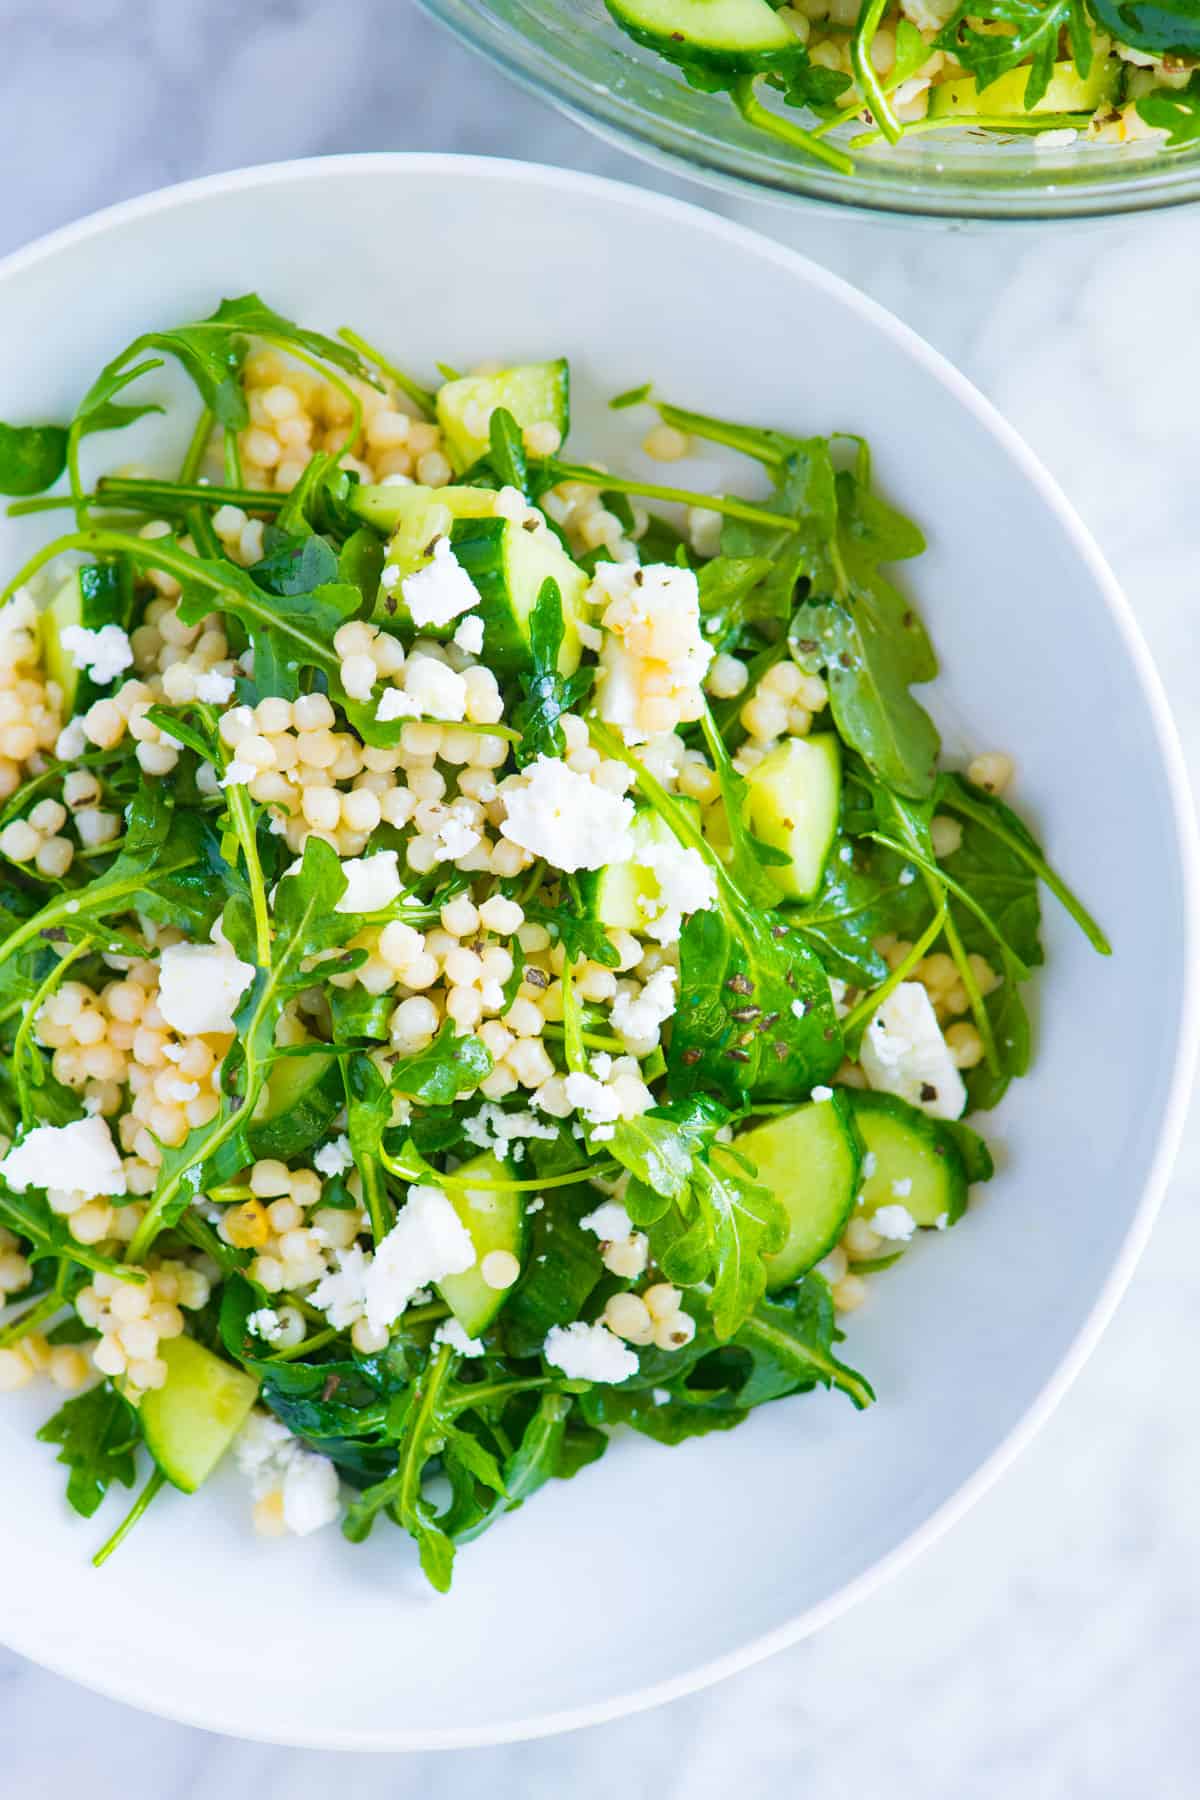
xmin=1 ymin=2 xmax=1198 ymax=1794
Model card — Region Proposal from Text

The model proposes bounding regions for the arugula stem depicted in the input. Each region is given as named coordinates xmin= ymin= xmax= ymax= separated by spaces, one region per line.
xmin=546 ymin=460 xmax=802 ymax=534
xmin=337 ymin=327 xmax=436 ymax=418
xmin=939 ymin=787 xmax=1111 ymax=954
xmin=269 ymin=338 xmax=362 ymax=461
xmin=180 ymin=406 xmax=215 ymax=483
xmin=92 ymin=1464 xmax=167 ymax=1568
xmin=842 ymin=901 xmax=947 ymax=1037
xmin=850 ymin=0 xmax=903 ymax=143
xmin=11 ymin=937 xmax=89 ymax=1126
xmin=732 ymin=76 xmax=857 ymax=175
xmin=225 ymin=782 xmax=271 ymax=965
xmin=940 ymin=908 xmax=998 ymax=1076
xmin=174 ymin=1209 xmax=243 ymax=1274
xmin=96 ymin=475 xmax=286 ymax=514
xmin=361 ymin=1157 xmax=393 ymax=1246
xmin=223 ymin=428 xmax=243 ymax=487
xmin=448 ymin=1375 xmax=569 ymax=1413
xmin=265 ymin=1325 xmax=339 ymax=1363
xmin=0 ymin=1289 xmax=63 ymax=1349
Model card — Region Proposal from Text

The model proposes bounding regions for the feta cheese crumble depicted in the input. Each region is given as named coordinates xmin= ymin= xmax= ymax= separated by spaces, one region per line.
xmin=313 ymin=1134 xmax=354 ymax=1178
xmin=859 ymin=982 xmax=967 ymax=1121
xmin=871 ymin=1203 xmax=918 ymax=1242
xmin=453 ymin=613 xmax=484 ymax=656
xmin=592 ymin=560 xmax=713 ymax=742
xmin=500 ymin=754 xmax=634 ymax=873
xmin=610 ymin=965 xmax=677 ymax=1049
xmin=376 ymin=653 xmax=468 ymax=723
xmin=363 ymin=1185 xmax=476 ymax=1330
xmin=543 ymin=1320 xmax=639 ymax=1384
xmin=246 ymin=1307 xmax=284 ymax=1343
xmin=156 ymin=942 xmax=255 ymax=1036
xmin=563 ymin=1071 xmax=622 ymax=1126
xmin=335 ymin=849 xmax=403 ymax=915
xmin=401 ymin=537 xmax=480 ymax=629
xmin=580 ymin=1200 xmax=634 ymax=1243
xmin=58 ymin=622 xmax=134 ymax=685
xmin=193 ymin=669 xmax=236 ymax=704
xmin=0 ymin=1114 xmax=126 ymax=1200
xmin=235 ymin=1410 xmax=341 ymax=1536
xmin=636 ymin=838 xmax=717 ymax=945
xmin=433 ymin=1317 xmax=485 ymax=1357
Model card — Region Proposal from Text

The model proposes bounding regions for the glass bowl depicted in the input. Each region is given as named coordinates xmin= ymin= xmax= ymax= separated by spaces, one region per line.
xmin=419 ymin=0 xmax=1200 ymax=221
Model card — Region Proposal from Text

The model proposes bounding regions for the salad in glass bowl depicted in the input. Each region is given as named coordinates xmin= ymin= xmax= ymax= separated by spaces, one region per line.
xmin=0 ymin=298 xmax=1106 ymax=1588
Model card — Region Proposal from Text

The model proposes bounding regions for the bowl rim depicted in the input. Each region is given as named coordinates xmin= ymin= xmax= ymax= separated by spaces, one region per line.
xmin=418 ymin=0 xmax=1200 ymax=225
xmin=0 ymin=152 xmax=1196 ymax=1750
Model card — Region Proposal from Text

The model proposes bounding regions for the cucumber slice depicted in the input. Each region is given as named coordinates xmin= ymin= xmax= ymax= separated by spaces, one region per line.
xmin=437 ymin=1151 xmax=526 ymax=1337
xmin=39 ymin=562 xmax=133 ymax=717
xmin=436 ymin=361 xmax=569 ymax=472
xmin=353 ymin=481 xmax=587 ymax=676
xmin=605 ymin=0 xmax=799 ymax=69
xmin=736 ymin=1093 xmax=862 ymax=1288
xmin=140 ymin=1336 xmax=260 ymax=1494
xmin=928 ymin=59 xmax=1120 ymax=120
xmin=350 ymin=482 xmax=497 ymax=558
xmin=580 ymin=800 xmax=701 ymax=930
xmin=745 ymin=733 xmax=841 ymax=902
xmin=850 ymin=1091 xmax=968 ymax=1232
xmin=248 ymin=1039 xmax=342 ymax=1163
xmin=451 ymin=515 xmax=585 ymax=677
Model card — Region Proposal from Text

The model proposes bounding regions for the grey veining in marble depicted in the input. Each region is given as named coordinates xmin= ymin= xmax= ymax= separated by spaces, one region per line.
xmin=1 ymin=3 xmax=1198 ymax=1795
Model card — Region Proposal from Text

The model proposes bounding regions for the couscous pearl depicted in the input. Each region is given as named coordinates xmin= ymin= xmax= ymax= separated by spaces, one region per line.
xmin=481 ymin=1250 xmax=520 ymax=1290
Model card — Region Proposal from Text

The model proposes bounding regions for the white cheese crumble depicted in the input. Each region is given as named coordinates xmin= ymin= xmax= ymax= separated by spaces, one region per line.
xmin=580 ymin=1200 xmax=634 ymax=1243
xmin=193 ymin=669 xmax=236 ymax=704
xmin=592 ymin=561 xmax=713 ymax=743
xmin=431 ymin=803 xmax=481 ymax=863
xmin=891 ymin=1177 xmax=913 ymax=1197
xmin=313 ymin=1134 xmax=354 ymax=1178
xmin=462 ymin=1104 xmax=556 ymax=1156
xmin=156 ymin=942 xmax=255 ymax=1036
xmin=309 ymin=1244 xmax=369 ymax=1329
xmin=563 ymin=1071 xmax=622 ymax=1126
xmin=219 ymin=760 xmax=256 ymax=789
xmin=234 ymin=1411 xmax=341 ymax=1536
xmin=58 ymin=622 xmax=134 ymax=685
xmin=872 ymin=1203 xmax=918 ymax=1242
xmin=453 ymin=613 xmax=484 ymax=656
xmin=610 ymin=965 xmax=677 ymax=1049
xmin=246 ymin=1307 xmax=283 ymax=1343
xmin=500 ymin=754 xmax=634 ymax=874
xmin=363 ymin=1185 xmax=476 ymax=1331
xmin=810 ymin=1085 xmax=834 ymax=1103
xmin=335 ymin=849 xmax=403 ymax=915
xmin=401 ymin=537 xmax=480 ymax=629
xmin=433 ymin=1317 xmax=485 ymax=1357
xmin=376 ymin=653 xmax=468 ymax=723
xmin=636 ymin=838 xmax=717 ymax=946
xmin=859 ymin=982 xmax=967 ymax=1121
xmin=544 ymin=1320 xmax=639 ymax=1384
xmin=0 ymin=1114 xmax=126 ymax=1200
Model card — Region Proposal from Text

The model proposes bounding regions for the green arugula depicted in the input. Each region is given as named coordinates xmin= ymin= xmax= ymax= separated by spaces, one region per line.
xmin=512 ymin=580 xmax=595 ymax=766
xmin=36 ymin=1385 xmax=142 ymax=1518
xmin=0 ymin=421 xmax=68 ymax=496
xmin=1090 ymin=0 xmax=1200 ymax=56
xmin=1136 ymin=71 xmax=1200 ymax=145
xmin=935 ymin=0 xmax=1083 ymax=108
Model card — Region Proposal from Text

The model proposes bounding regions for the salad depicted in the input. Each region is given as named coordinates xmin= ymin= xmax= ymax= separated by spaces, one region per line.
xmin=0 ymin=298 xmax=1107 ymax=1589
xmin=604 ymin=0 xmax=1200 ymax=176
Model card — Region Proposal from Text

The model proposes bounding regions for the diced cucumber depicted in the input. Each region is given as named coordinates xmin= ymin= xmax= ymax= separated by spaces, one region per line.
xmin=352 ymin=481 xmax=587 ymax=676
xmin=436 ymin=360 xmax=569 ymax=472
xmin=39 ymin=562 xmax=133 ymax=717
xmin=451 ymin=515 xmax=585 ymax=677
xmin=850 ymin=1091 xmax=968 ymax=1232
xmin=745 ymin=733 xmax=840 ymax=902
xmin=605 ymin=0 xmax=800 ymax=69
xmin=928 ymin=58 xmax=1120 ymax=120
xmin=140 ymin=1336 xmax=260 ymax=1494
xmin=437 ymin=1151 xmax=526 ymax=1337
xmin=247 ymin=1039 xmax=342 ymax=1163
xmin=736 ymin=1093 xmax=862 ymax=1289
xmin=350 ymin=482 xmax=497 ymax=563
xmin=580 ymin=800 xmax=701 ymax=931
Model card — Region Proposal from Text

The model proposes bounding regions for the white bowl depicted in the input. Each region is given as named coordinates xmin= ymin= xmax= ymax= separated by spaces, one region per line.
xmin=0 ymin=155 xmax=1194 ymax=1751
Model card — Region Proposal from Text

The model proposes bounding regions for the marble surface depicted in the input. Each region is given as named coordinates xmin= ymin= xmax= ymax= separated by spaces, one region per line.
xmin=2 ymin=2 xmax=1199 ymax=1793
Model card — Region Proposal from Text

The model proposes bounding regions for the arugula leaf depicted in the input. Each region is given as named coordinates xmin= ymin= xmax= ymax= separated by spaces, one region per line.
xmin=935 ymin=0 xmax=1072 ymax=107
xmin=1091 ymin=0 xmax=1200 ymax=56
xmin=487 ymin=406 xmax=529 ymax=495
xmin=512 ymin=580 xmax=595 ymax=767
xmin=389 ymin=1020 xmax=493 ymax=1105
xmin=1136 ymin=71 xmax=1200 ymax=146
xmin=249 ymin=529 xmax=339 ymax=596
xmin=686 ymin=1152 xmax=787 ymax=1340
xmin=964 ymin=977 xmax=1031 ymax=1112
xmin=0 ymin=421 xmax=68 ymax=496
xmin=77 ymin=293 xmax=374 ymax=433
xmin=36 ymin=1385 xmax=141 ymax=1518
xmin=735 ymin=1280 xmax=874 ymax=1410
xmin=606 ymin=1095 xmax=727 ymax=1203
xmin=128 ymin=838 xmax=354 ymax=1259
xmin=0 ymin=1182 xmax=134 ymax=1280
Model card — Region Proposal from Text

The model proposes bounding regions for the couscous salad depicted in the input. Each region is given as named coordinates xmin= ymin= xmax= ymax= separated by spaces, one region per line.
xmin=0 ymin=298 xmax=1107 ymax=1587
